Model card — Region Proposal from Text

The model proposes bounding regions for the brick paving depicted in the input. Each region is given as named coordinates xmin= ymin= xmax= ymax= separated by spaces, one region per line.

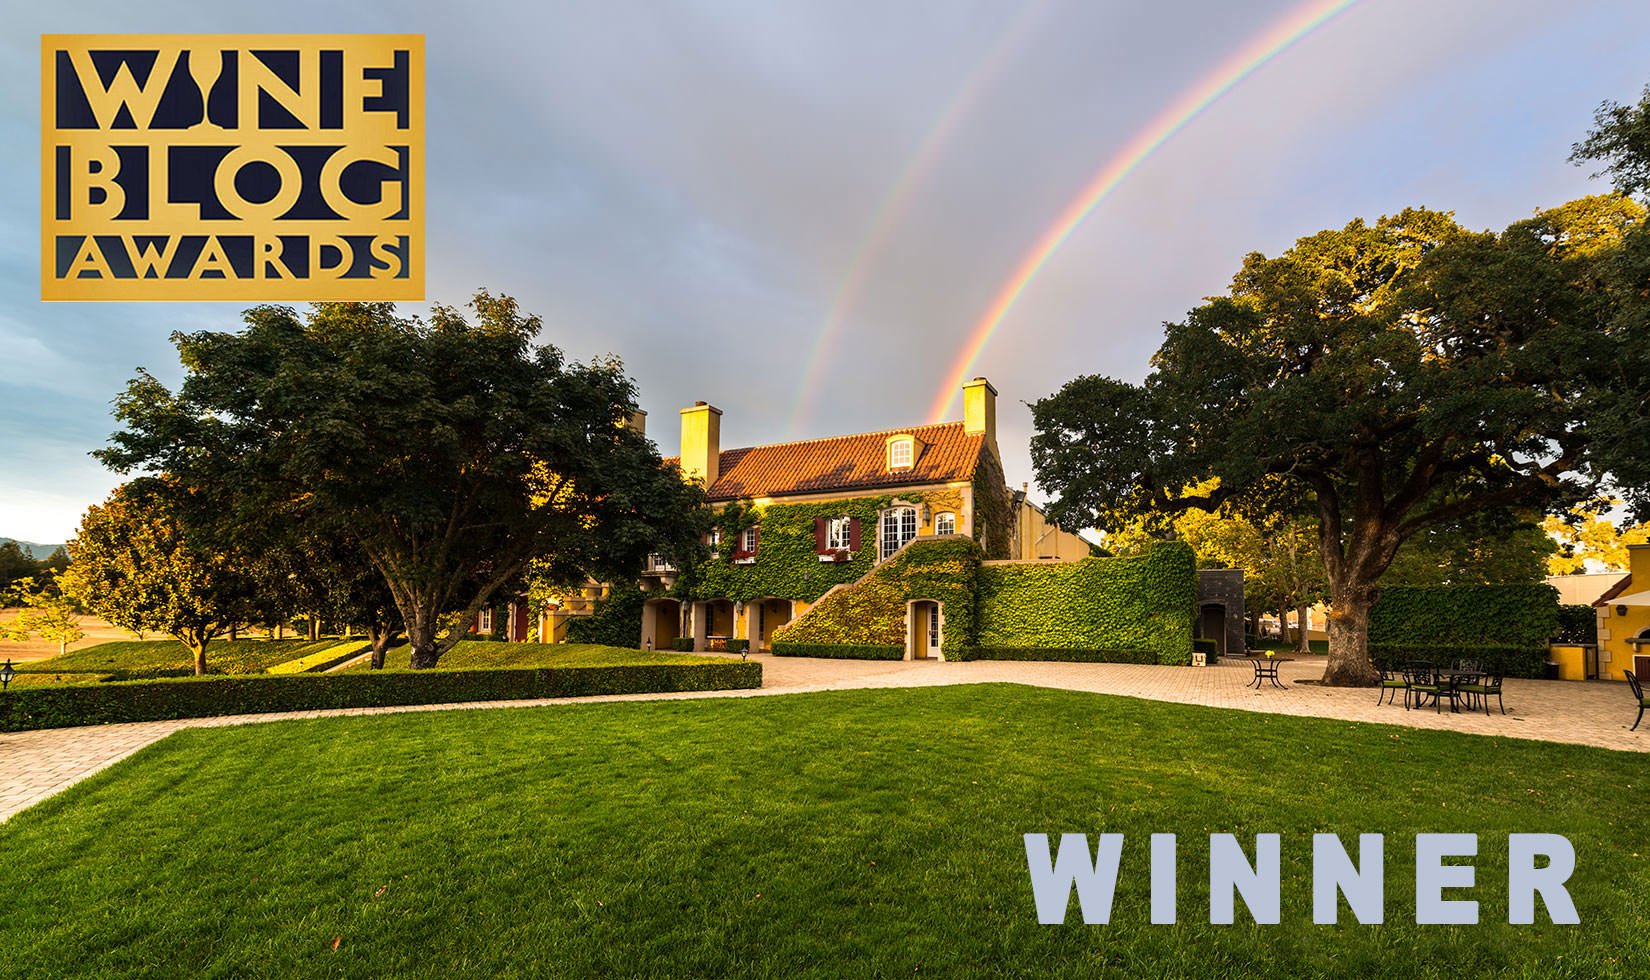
xmin=2 ymin=654 xmax=1643 ymax=822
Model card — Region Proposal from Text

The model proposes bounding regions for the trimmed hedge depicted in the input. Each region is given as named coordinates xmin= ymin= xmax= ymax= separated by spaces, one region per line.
xmin=672 ymin=637 xmax=696 ymax=652
xmin=0 ymin=662 xmax=763 ymax=733
xmin=726 ymin=639 xmax=749 ymax=654
xmin=1555 ymin=604 xmax=1598 ymax=644
xmin=959 ymin=647 xmax=1158 ymax=665
xmin=1368 ymin=643 xmax=1547 ymax=679
xmin=1368 ymin=584 xmax=1560 ymax=649
xmin=770 ymin=642 xmax=904 ymax=660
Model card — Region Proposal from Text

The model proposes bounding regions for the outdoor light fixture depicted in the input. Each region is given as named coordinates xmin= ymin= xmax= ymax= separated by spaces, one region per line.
xmin=0 ymin=659 xmax=15 ymax=691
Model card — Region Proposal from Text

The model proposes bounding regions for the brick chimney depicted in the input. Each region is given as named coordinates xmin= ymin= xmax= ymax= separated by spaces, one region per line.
xmin=679 ymin=401 xmax=722 ymax=489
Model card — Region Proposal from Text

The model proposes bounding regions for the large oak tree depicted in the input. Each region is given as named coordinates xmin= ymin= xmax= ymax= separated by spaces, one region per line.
xmin=1030 ymin=199 xmax=1642 ymax=686
xmin=98 ymin=292 xmax=706 ymax=668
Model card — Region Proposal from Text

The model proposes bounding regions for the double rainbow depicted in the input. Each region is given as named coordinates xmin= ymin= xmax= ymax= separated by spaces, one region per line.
xmin=923 ymin=0 xmax=1362 ymax=423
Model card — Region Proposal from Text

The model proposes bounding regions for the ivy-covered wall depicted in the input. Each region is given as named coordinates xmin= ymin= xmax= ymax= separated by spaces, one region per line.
xmin=687 ymin=491 xmax=973 ymax=603
xmin=1368 ymin=584 xmax=1561 ymax=649
xmin=771 ymin=537 xmax=981 ymax=655
xmin=565 ymin=582 xmax=647 ymax=648
xmin=971 ymin=451 xmax=1013 ymax=560
xmin=969 ymin=542 xmax=1196 ymax=665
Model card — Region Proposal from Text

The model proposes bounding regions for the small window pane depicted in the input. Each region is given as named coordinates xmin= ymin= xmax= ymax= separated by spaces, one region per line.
xmin=889 ymin=439 xmax=912 ymax=468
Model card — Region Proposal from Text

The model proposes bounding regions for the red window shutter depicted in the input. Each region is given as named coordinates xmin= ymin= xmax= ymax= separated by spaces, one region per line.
xmin=815 ymin=517 xmax=827 ymax=552
xmin=849 ymin=518 xmax=861 ymax=551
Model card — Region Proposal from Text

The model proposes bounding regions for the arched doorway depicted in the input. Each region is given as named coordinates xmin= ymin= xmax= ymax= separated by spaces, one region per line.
xmin=907 ymin=600 xmax=943 ymax=661
xmin=642 ymin=598 xmax=681 ymax=651
xmin=1197 ymin=603 xmax=1228 ymax=657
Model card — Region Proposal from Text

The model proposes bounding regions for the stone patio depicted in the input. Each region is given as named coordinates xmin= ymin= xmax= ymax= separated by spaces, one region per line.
xmin=1 ymin=653 xmax=1643 ymax=822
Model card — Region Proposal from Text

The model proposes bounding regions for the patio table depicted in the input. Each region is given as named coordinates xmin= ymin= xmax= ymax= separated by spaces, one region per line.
xmin=1245 ymin=656 xmax=1292 ymax=689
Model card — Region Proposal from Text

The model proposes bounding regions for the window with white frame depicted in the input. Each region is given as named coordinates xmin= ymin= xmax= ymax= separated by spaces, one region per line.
xmin=879 ymin=506 xmax=918 ymax=560
xmin=888 ymin=437 xmax=913 ymax=469
xmin=478 ymin=609 xmax=493 ymax=633
xmin=707 ymin=528 xmax=721 ymax=547
xmin=741 ymin=527 xmax=758 ymax=553
xmin=827 ymin=516 xmax=852 ymax=550
xmin=934 ymin=512 xmax=956 ymax=536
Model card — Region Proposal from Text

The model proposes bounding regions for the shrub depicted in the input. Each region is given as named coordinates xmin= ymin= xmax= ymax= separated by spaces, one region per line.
xmin=1367 ymin=643 xmax=1548 ymax=679
xmin=565 ymin=582 xmax=647 ymax=648
xmin=770 ymin=642 xmax=904 ymax=660
xmin=725 ymin=639 xmax=749 ymax=654
xmin=955 ymin=647 xmax=1158 ymax=665
xmin=1369 ymin=584 xmax=1560 ymax=649
xmin=672 ymin=637 xmax=696 ymax=652
xmin=1554 ymin=604 xmax=1598 ymax=644
xmin=0 ymin=662 xmax=763 ymax=733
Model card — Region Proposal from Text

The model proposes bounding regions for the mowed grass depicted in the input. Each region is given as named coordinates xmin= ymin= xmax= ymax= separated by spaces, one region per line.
xmin=346 ymin=640 xmax=720 ymax=670
xmin=1 ymin=684 xmax=1645 ymax=978
xmin=16 ymin=638 xmax=317 ymax=679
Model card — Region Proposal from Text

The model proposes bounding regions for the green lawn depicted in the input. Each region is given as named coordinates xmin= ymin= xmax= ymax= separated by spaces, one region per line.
xmin=345 ymin=640 xmax=720 ymax=670
xmin=1 ymin=685 xmax=1644 ymax=978
xmin=16 ymin=638 xmax=318 ymax=679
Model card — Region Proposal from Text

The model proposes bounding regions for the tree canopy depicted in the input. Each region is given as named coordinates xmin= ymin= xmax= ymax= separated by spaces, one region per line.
xmin=96 ymin=292 xmax=706 ymax=668
xmin=1031 ymin=199 xmax=1642 ymax=685
xmin=60 ymin=481 xmax=263 ymax=674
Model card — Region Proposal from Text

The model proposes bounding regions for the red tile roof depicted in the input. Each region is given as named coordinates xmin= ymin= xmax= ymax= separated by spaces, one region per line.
xmin=666 ymin=421 xmax=985 ymax=502
xmin=1593 ymin=573 xmax=1634 ymax=607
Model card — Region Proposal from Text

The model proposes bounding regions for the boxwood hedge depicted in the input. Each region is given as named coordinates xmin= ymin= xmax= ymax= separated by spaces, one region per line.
xmin=770 ymin=642 xmax=904 ymax=660
xmin=958 ymin=647 xmax=1160 ymax=665
xmin=0 ymin=662 xmax=763 ymax=733
xmin=1367 ymin=643 xmax=1547 ymax=679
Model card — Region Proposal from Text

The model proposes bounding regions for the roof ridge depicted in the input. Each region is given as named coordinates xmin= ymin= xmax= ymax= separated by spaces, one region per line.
xmin=718 ymin=420 xmax=968 ymax=456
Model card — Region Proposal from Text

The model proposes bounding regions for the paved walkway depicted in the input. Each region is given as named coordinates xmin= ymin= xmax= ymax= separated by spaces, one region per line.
xmin=2 ymin=654 xmax=1643 ymax=822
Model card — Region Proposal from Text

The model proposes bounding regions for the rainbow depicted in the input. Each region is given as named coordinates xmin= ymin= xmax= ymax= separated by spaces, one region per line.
xmin=786 ymin=0 xmax=1056 ymax=437
xmin=927 ymin=0 xmax=1361 ymax=423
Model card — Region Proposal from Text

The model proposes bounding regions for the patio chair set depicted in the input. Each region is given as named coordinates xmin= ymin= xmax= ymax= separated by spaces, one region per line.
xmin=1373 ymin=660 xmax=1504 ymax=715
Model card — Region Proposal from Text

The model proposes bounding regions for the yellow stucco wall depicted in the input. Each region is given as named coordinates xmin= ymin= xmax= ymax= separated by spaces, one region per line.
xmin=1597 ymin=544 xmax=1650 ymax=682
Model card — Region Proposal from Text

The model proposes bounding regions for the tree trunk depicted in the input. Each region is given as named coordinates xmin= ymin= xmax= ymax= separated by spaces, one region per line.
xmin=229 ymin=624 xmax=238 ymax=641
xmin=369 ymin=622 xmax=400 ymax=670
xmin=189 ymin=640 xmax=207 ymax=676
xmin=1321 ymin=584 xmax=1379 ymax=687
xmin=1295 ymin=604 xmax=1312 ymax=654
xmin=407 ymin=614 xmax=441 ymax=669
xmin=308 ymin=618 xmax=320 ymax=642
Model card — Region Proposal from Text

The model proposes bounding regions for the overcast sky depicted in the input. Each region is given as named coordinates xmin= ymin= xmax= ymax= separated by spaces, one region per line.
xmin=4 ymin=1 xmax=1649 ymax=543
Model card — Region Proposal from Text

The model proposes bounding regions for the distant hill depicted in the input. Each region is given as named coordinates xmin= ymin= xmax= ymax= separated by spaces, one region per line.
xmin=0 ymin=538 xmax=65 ymax=559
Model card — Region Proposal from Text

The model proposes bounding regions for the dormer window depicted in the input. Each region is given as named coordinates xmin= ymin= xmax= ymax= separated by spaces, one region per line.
xmin=887 ymin=433 xmax=920 ymax=471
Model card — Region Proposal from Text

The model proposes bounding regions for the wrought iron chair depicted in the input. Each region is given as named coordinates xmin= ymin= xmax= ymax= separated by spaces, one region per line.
xmin=1373 ymin=660 xmax=1408 ymax=705
xmin=1401 ymin=664 xmax=1449 ymax=712
xmin=1454 ymin=668 xmax=1504 ymax=716
xmin=1627 ymin=671 xmax=1647 ymax=732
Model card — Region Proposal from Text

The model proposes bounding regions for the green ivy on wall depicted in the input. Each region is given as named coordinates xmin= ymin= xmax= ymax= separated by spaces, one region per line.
xmin=688 ymin=494 xmax=918 ymax=603
xmin=565 ymin=582 xmax=647 ymax=648
xmin=968 ymin=542 xmax=1196 ymax=665
xmin=971 ymin=451 xmax=1014 ymax=560
xmin=1368 ymin=584 xmax=1561 ymax=649
xmin=773 ymin=537 xmax=982 ymax=655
